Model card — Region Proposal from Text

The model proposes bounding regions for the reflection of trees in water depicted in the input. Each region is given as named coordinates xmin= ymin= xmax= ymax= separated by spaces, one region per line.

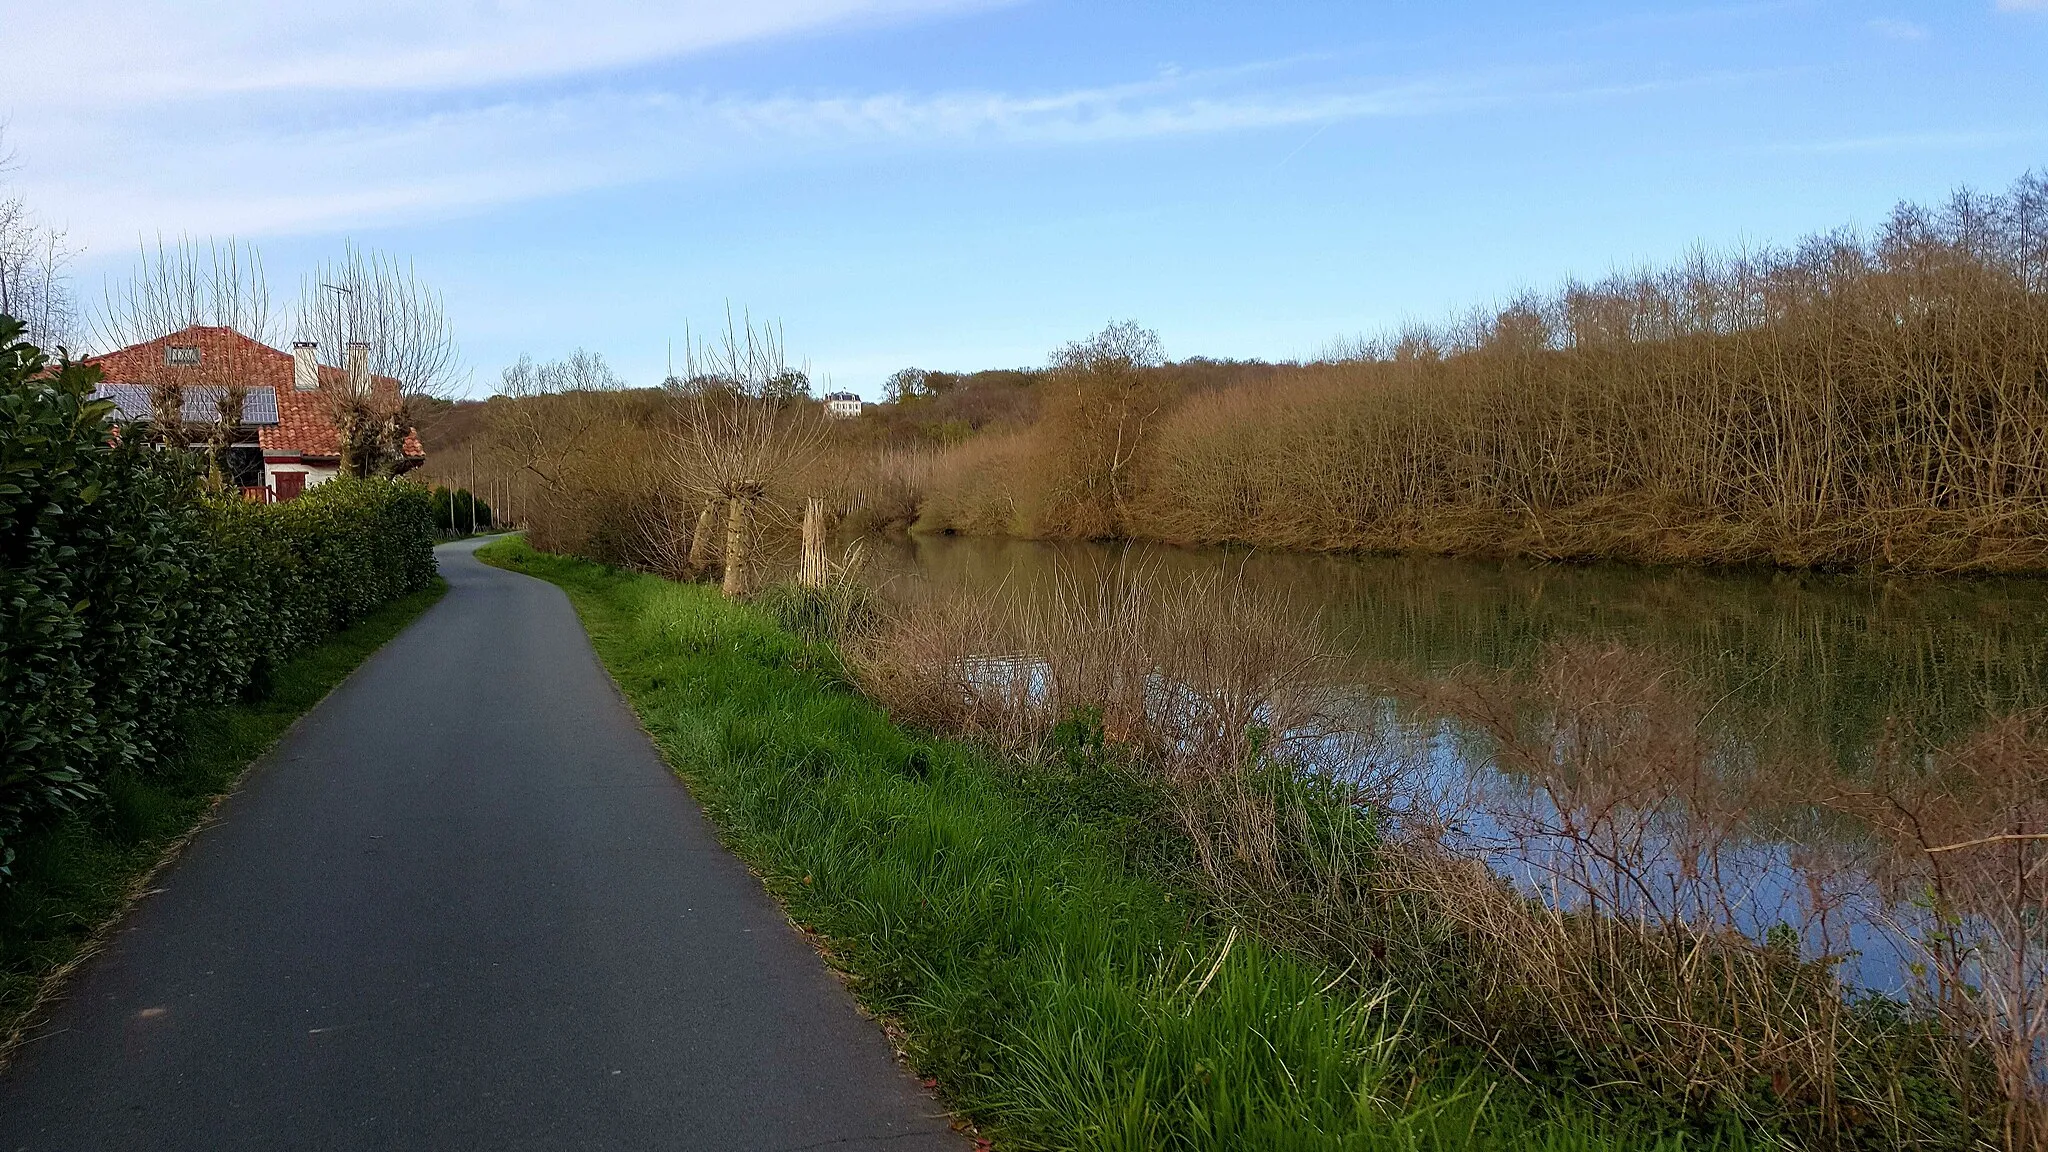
xmin=872 ymin=533 xmax=2048 ymax=765
xmin=868 ymin=535 xmax=2048 ymax=1141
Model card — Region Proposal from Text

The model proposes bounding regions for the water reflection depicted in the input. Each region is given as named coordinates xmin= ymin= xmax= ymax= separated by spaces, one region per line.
xmin=865 ymin=533 xmax=2048 ymax=993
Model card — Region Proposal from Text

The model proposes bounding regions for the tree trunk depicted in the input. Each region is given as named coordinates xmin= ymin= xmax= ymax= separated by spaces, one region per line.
xmin=721 ymin=494 xmax=752 ymax=598
xmin=689 ymin=502 xmax=720 ymax=573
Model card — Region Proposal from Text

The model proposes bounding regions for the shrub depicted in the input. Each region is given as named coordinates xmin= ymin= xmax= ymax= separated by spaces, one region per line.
xmin=753 ymin=579 xmax=882 ymax=647
xmin=0 ymin=316 xmax=436 ymax=877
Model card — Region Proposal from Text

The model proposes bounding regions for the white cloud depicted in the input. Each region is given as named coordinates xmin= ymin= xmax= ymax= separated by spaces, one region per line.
xmin=1866 ymin=17 xmax=1928 ymax=40
xmin=0 ymin=1 xmax=1761 ymax=250
xmin=4 ymin=0 xmax=1001 ymax=101
xmin=17 ymin=63 xmax=1586 ymax=246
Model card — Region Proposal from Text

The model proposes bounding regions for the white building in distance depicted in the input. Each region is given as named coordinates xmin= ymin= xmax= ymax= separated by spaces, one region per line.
xmin=823 ymin=391 xmax=864 ymax=419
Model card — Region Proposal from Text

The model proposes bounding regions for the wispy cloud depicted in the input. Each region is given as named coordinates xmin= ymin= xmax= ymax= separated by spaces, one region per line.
xmin=6 ymin=0 xmax=1005 ymax=100
xmin=22 ymin=60 xmax=1714 ymax=246
xmin=1867 ymin=17 xmax=1929 ymax=40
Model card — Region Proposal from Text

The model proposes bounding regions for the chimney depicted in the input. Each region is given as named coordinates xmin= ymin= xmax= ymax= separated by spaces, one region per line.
xmin=292 ymin=342 xmax=319 ymax=391
xmin=345 ymin=342 xmax=370 ymax=392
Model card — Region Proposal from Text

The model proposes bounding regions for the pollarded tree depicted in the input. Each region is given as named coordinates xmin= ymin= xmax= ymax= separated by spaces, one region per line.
xmin=295 ymin=242 xmax=459 ymax=477
xmin=673 ymin=312 xmax=824 ymax=597
xmin=96 ymin=235 xmax=272 ymax=490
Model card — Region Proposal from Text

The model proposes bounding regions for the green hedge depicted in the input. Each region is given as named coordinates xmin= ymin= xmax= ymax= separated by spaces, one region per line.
xmin=0 ymin=317 xmax=436 ymax=877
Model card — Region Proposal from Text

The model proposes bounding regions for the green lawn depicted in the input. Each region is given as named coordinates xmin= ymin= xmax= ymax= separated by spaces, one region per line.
xmin=0 ymin=578 xmax=447 ymax=1055
xmin=476 ymin=538 xmax=1743 ymax=1152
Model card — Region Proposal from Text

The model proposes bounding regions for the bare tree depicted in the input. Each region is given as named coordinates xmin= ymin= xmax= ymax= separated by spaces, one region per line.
xmin=296 ymin=242 xmax=459 ymax=477
xmin=1037 ymin=319 xmax=1169 ymax=536
xmin=674 ymin=312 xmax=825 ymax=597
xmin=97 ymin=235 xmax=272 ymax=489
xmin=499 ymin=348 xmax=626 ymax=394
xmin=0 ymin=131 xmax=77 ymax=350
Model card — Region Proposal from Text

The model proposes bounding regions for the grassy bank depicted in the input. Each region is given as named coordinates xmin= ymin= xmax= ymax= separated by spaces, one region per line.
xmin=475 ymin=537 xmax=1750 ymax=1150
xmin=0 ymin=578 xmax=447 ymax=1053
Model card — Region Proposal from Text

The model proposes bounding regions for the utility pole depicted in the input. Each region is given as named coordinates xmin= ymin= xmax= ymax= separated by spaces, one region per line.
xmin=469 ymin=459 xmax=478 ymax=536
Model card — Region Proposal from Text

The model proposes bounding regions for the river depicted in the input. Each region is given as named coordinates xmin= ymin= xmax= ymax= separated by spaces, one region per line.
xmin=863 ymin=533 xmax=2048 ymax=993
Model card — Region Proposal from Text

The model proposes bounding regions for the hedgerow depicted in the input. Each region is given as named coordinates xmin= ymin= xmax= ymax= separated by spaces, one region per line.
xmin=0 ymin=316 xmax=436 ymax=878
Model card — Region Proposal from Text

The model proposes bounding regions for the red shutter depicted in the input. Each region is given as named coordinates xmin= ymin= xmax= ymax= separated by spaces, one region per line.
xmin=275 ymin=472 xmax=306 ymax=502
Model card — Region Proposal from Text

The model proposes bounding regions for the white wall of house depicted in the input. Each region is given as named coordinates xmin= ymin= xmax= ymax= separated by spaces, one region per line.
xmin=263 ymin=463 xmax=340 ymax=499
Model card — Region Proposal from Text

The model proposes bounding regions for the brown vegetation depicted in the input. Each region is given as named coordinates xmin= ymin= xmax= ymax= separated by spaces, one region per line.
xmin=849 ymin=566 xmax=2045 ymax=1147
xmin=914 ymin=173 xmax=2048 ymax=573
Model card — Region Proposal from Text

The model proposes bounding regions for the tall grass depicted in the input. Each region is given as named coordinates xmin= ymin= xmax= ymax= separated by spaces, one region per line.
xmin=848 ymin=559 xmax=2047 ymax=1148
xmin=918 ymin=174 xmax=2048 ymax=572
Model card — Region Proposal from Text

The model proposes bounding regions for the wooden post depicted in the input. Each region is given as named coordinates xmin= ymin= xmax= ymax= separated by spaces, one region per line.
xmin=799 ymin=496 xmax=828 ymax=589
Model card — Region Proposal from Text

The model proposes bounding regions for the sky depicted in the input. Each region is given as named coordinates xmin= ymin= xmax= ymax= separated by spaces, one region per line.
xmin=3 ymin=0 xmax=2044 ymax=397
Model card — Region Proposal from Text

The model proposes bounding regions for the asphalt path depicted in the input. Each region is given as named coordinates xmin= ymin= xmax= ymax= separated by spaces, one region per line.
xmin=0 ymin=537 xmax=963 ymax=1151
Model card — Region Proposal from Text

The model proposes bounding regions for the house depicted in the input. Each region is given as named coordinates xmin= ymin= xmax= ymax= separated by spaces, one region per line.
xmin=823 ymin=390 xmax=863 ymax=419
xmin=85 ymin=326 xmax=425 ymax=501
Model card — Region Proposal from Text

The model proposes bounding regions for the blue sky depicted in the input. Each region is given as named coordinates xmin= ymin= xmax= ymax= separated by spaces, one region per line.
xmin=5 ymin=0 xmax=2044 ymax=396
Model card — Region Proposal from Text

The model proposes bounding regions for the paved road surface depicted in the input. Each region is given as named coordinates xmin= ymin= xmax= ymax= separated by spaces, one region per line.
xmin=0 ymin=538 xmax=962 ymax=1151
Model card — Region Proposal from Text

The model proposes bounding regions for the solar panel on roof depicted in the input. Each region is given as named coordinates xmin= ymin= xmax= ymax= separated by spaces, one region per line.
xmin=89 ymin=385 xmax=280 ymax=426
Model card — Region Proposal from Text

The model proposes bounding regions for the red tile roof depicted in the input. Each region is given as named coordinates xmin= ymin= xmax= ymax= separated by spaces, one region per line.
xmin=85 ymin=326 xmax=425 ymax=464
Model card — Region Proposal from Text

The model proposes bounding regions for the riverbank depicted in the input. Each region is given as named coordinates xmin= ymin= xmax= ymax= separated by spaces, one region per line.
xmin=0 ymin=578 xmax=447 ymax=1055
xmin=475 ymin=536 xmax=1770 ymax=1150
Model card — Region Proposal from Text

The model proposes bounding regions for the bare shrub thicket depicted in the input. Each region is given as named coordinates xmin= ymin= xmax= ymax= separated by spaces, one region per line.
xmin=916 ymin=175 xmax=2048 ymax=572
xmin=830 ymin=445 xmax=936 ymax=535
xmin=914 ymin=428 xmax=1035 ymax=535
xmin=482 ymin=364 xmax=675 ymax=565
xmin=849 ymin=562 xmax=1378 ymax=895
xmin=853 ymin=570 xmax=2044 ymax=1146
xmin=1829 ymin=710 xmax=2048 ymax=1150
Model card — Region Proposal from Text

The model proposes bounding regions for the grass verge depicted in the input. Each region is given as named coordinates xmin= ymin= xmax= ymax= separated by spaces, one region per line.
xmin=0 ymin=577 xmax=448 ymax=1054
xmin=476 ymin=537 xmax=1750 ymax=1151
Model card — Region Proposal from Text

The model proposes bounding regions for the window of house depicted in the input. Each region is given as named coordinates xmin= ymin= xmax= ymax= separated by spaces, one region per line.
xmin=166 ymin=345 xmax=201 ymax=366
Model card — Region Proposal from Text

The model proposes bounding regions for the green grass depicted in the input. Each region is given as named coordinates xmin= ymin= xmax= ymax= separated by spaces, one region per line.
xmin=477 ymin=537 xmax=1748 ymax=1151
xmin=0 ymin=578 xmax=447 ymax=1052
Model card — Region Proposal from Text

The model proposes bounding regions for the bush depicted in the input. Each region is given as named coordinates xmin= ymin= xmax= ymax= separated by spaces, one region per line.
xmin=0 ymin=317 xmax=436 ymax=878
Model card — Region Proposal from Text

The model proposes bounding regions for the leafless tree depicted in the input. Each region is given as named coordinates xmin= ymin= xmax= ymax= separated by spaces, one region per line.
xmin=674 ymin=311 xmax=825 ymax=596
xmin=97 ymin=235 xmax=272 ymax=488
xmin=296 ymin=242 xmax=460 ymax=477
xmin=499 ymin=348 xmax=626 ymax=394
xmin=0 ymin=131 xmax=77 ymax=351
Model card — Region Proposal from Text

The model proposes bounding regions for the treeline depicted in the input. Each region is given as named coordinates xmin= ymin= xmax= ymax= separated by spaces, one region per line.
xmin=917 ymin=173 xmax=2048 ymax=572
xmin=0 ymin=318 xmax=437 ymax=875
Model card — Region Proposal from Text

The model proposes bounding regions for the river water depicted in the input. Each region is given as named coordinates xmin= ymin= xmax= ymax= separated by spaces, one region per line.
xmin=864 ymin=533 xmax=2048 ymax=993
